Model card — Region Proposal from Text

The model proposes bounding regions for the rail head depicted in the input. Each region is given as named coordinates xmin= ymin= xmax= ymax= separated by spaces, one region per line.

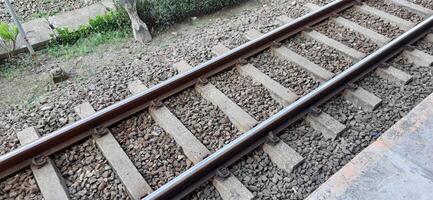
xmin=142 ymin=12 xmax=433 ymax=200
xmin=0 ymin=0 xmax=357 ymax=180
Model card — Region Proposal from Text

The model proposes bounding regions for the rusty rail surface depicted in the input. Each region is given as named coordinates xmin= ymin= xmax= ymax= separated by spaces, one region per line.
xmin=143 ymin=14 xmax=433 ymax=200
xmin=0 ymin=0 xmax=356 ymax=179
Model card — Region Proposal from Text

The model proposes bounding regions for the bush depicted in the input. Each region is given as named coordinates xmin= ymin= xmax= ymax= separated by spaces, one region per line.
xmin=0 ymin=22 xmax=19 ymax=54
xmin=54 ymin=10 xmax=130 ymax=45
xmin=54 ymin=0 xmax=246 ymax=45
xmin=131 ymin=0 xmax=246 ymax=28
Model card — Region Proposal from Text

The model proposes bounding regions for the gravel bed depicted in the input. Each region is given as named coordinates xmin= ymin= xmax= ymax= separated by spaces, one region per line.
xmin=163 ymin=89 xmax=240 ymax=152
xmin=340 ymin=8 xmax=403 ymax=39
xmin=229 ymin=120 xmax=349 ymax=200
xmin=0 ymin=0 xmax=101 ymax=22
xmin=0 ymin=169 xmax=42 ymax=199
xmin=186 ymin=183 xmax=222 ymax=200
xmin=109 ymin=111 xmax=190 ymax=188
xmin=1 ymin=0 xmax=432 ymax=199
xmin=227 ymin=54 xmax=433 ymax=199
xmin=209 ymin=68 xmax=282 ymax=122
xmin=408 ymin=0 xmax=433 ymax=10
xmin=365 ymin=0 xmax=424 ymax=23
xmin=248 ymin=51 xmax=319 ymax=96
xmin=313 ymin=20 xmax=379 ymax=54
xmin=283 ymin=34 xmax=353 ymax=74
xmin=52 ymin=138 xmax=129 ymax=199
xmin=415 ymin=39 xmax=433 ymax=55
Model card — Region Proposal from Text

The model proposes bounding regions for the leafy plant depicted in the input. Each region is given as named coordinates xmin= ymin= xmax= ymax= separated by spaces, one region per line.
xmin=0 ymin=22 xmax=19 ymax=58
xmin=134 ymin=0 xmax=246 ymax=28
xmin=48 ymin=30 xmax=130 ymax=58
xmin=53 ymin=10 xmax=130 ymax=45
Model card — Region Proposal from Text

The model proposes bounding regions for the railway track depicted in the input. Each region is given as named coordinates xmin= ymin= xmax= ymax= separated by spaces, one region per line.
xmin=1 ymin=0 xmax=433 ymax=199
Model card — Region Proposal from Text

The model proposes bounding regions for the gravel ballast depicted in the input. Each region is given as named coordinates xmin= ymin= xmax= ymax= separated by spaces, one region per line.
xmin=408 ymin=0 xmax=433 ymax=10
xmin=164 ymin=89 xmax=240 ymax=152
xmin=52 ymin=139 xmax=130 ymax=200
xmin=283 ymin=34 xmax=353 ymax=73
xmin=248 ymin=52 xmax=319 ymax=96
xmin=0 ymin=0 xmax=432 ymax=199
xmin=209 ymin=67 xmax=282 ymax=122
xmin=340 ymin=8 xmax=404 ymax=39
xmin=313 ymin=20 xmax=379 ymax=54
xmin=109 ymin=111 xmax=190 ymax=189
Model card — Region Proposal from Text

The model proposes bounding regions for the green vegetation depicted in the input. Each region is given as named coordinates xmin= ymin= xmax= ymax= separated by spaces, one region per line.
xmin=48 ymin=30 xmax=130 ymax=58
xmin=53 ymin=10 xmax=130 ymax=45
xmin=47 ymin=10 xmax=130 ymax=58
xmin=47 ymin=0 xmax=246 ymax=58
xmin=134 ymin=0 xmax=247 ymax=27
xmin=0 ymin=22 xmax=19 ymax=58
xmin=54 ymin=0 xmax=246 ymax=46
xmin=31 ymin=11 xmax=59 ymax=19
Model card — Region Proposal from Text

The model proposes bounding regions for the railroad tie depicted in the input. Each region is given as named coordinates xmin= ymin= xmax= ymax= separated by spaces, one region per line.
xmin=127 ymin=80 xmax=254 ymax=200
xmin=212 ymin=44 xmax=346 ymax=140
xmin=306 ymin=3 xmax=433 ymax=67
xmin=244 ymin=29 xmax=382 ymax=112
xmin=353 ymin=3 xmax=433 ymax=43
xmin=74 ymin=102 xmax=152 ymax=200
xmin=174 ymin=60 xmax=304 ymax=172
xmin=354 ymin=4 xmax=414 ymax=30
xmin=16 ymin=127 xmax=70 ymax=200
xmin=277 ymin=15 xmax=413 ymax=85
xmin=387 ymin=0 xmax=433 ymax=18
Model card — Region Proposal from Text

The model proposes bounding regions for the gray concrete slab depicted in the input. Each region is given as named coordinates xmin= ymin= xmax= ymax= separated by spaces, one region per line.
xmin=212 ymin=175 xmax=254 ymax=200
xmin=307 ymin=93 xmax=433 ymax=200
xmin=262 ymin=141 xmax=304 ymax=172
xmin=403 ymin=49 xmax=433 ymax=67
xmin=18 ymin=18 xmax=54 ymax=48
xmin=17 ymin=127 xmax=70 ymax=200
xmin=342 ymin=87 xmax=382 ymax=112
xmin=74 ymin=102 xmax=152 ymax=199
xmin=306 ymin=112 xmax=346 ymax=140
xmin=375 ymin=66 xmax=413 ymax=85
xmin=49 ymin=3 xmax=108 ymax=30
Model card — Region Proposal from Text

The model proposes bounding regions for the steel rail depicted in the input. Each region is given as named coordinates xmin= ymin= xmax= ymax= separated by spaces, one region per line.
xmin=143 ymin=14 xmax=433 ymax=200
xmin=0 ymin=0 xmax=356 ymax=179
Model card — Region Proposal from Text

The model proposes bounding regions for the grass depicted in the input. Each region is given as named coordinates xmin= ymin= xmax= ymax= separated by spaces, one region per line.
xmin=47 ymin=30 xmax=131 ymax=59
xmin=31 ymin=10 xmax=60 ymax=19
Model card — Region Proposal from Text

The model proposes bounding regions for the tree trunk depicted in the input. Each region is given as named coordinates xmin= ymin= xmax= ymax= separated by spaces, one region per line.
xmin=122 ymin=0 xmax=152 ymax=42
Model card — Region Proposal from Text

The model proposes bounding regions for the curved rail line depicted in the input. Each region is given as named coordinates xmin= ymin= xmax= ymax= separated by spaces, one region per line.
xmin=143 ymin=15 xmax=433 ymax=200
xmin=0 ymin=0 xmax=356 ymax=179
xmin=1 ymin=0 xmax=433 ymax=199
